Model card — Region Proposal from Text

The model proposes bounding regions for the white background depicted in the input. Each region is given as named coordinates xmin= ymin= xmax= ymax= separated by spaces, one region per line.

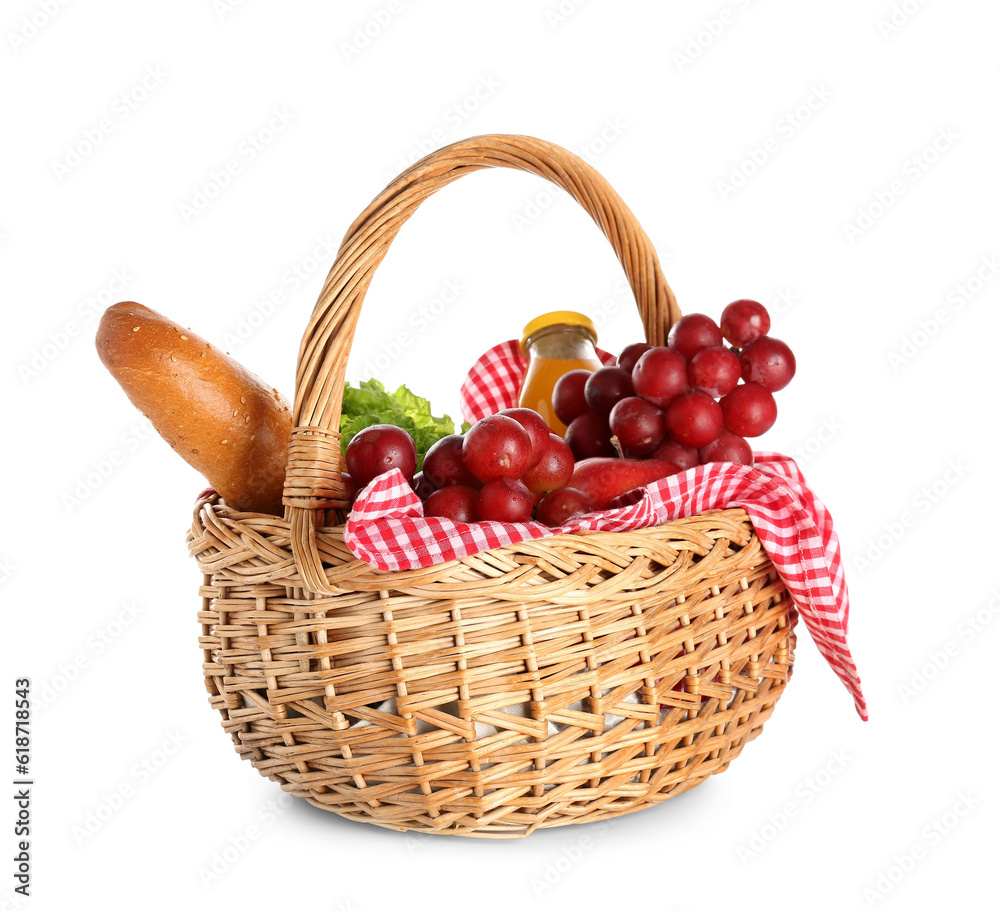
xmin=3 ymin=1 xmax=997 ymax=908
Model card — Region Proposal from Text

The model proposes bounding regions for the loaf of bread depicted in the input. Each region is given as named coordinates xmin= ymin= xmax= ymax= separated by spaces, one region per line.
xmin=95 ymin=301 xmax=292 ymax=515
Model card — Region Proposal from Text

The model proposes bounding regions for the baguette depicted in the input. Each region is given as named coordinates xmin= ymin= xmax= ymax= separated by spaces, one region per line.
xmin=95 ymin=301 xmax=291 ymax=515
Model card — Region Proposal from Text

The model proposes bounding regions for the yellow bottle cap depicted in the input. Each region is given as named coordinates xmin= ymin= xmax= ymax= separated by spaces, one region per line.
xmin=520 ymin=311 xmax=597 ymax=349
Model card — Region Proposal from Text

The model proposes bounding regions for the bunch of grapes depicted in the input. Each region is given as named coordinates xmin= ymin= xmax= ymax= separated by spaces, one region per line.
xmin=340 ymin=298 xmax=794 ymax=527
xmin=554 ymin=299 xmax=795 ymax=470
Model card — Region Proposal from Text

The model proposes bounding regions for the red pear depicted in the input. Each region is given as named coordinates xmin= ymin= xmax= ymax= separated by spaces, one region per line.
xmin=568 ymin=458 xmax=681 ymax=510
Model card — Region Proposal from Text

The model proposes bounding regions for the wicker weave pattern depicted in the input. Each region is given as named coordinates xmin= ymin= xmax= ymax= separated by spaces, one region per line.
xmin=190 ymin=135 xmax=796 ymax=836
xmin=191 ymin=500 xmax=795 ymax=837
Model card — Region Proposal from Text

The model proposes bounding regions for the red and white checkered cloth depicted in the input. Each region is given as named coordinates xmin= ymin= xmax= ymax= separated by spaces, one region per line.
xmin=344 ymin=341 xmax=867 ymax=720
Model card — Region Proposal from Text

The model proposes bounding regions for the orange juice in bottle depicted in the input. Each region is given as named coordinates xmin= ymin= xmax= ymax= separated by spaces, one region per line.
xmin=518 ymin=311 xmax=603 ymax=435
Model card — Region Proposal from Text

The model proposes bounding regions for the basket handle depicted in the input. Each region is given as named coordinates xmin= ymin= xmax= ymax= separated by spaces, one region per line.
xmin=283 ymin=133 xmax=681 ymax=594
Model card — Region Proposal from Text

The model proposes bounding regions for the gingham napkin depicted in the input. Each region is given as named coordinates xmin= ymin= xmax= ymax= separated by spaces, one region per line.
xmin=344 ymin=341 xmax=867 ymax=720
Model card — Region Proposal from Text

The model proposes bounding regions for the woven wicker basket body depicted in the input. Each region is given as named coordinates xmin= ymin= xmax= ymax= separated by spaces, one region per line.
xmin=189 ymin=135 xmax=796 ymax=838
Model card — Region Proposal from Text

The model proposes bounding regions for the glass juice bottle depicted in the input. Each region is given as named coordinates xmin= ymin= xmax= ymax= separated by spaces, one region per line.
xmin=518 ymin=311 xmax=603 ymax=435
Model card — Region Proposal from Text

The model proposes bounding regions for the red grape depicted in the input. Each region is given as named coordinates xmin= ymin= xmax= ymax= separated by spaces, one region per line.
xmin=552 ymin=369 xmax=593 ymax=425
xmin=651 ymin=438 xmax=699 ymax=470
xmin=345 ymin=424 xmax=418 ymax=487
xmin=617 ymin=342 xmax=653 ymax=374
xmin=720 ymin=383 xmax=777 ymax=437
xmin=536 ymin=487 xmax=596 ymax=527
xmin=609 ymin=396 xmax=666 ymax=457
xmin=664 ymin=391 xmax=723 ymax=448
xmin=688 ymin=346 xmax=741 ymax=398
xmin=522 ymin=433 xmax=574 ymax=494
xmin=422 ymin=434 xmax=479 ymax=489
xmin=341 ymin=472 xmax=360 ymax=502
xmin=739 ymin=336 xmax=796 ymax=392
xmin=667 ymin=313 xmax=723 ymax=360
xmin=584 ymin=366 xmax=635 ymax=416
xmin=631 ymin=347 xmax=688 ymax=407
xmin=474 ymin=477 xmax=533 ymax=523
xmin=411 ymin=471 xmax=436 ymax=500
xmin=424 ymin=485 xmax=478 ymax=521
xmin=462 ymin=415 xmax=532 ymax=482
xmin=720 ymin=299 xmax=771 ymax=347
xmin=564 ymin=412 xmax=615 ymax=460
xmin=699 ymin=430 xmax=754 ymax=466
xmin=498 ymin=407 xmax=551 ymax=467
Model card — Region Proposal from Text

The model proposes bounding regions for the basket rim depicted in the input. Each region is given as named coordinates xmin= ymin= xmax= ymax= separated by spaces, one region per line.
xmin=191 ymin=492 xmax=775 ymax=598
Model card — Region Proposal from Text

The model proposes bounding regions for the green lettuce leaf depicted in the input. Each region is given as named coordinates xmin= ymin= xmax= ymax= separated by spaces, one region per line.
xmin=339 ymin=378 xmax=467 ymax=470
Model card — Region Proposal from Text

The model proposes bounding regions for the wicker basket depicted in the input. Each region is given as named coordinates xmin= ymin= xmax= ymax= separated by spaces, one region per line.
xmin=188 ymin=134 xmax=797 ymax=838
